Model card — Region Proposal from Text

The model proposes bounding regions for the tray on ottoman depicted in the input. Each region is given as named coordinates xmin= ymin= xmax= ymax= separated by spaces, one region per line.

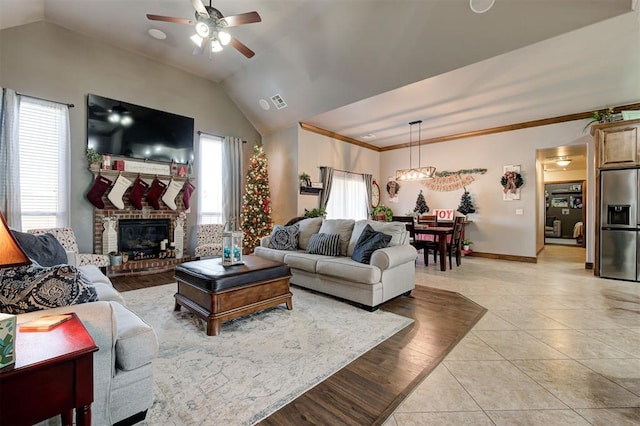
xmin=174 ymin=255 xmax=292 ymax=335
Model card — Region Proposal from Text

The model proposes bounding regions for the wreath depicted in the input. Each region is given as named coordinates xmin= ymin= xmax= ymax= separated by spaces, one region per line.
xmin=386 ymin=180 xmax=401 ymax=197
xmin=501 ymin=171 xmax=524 ymax=194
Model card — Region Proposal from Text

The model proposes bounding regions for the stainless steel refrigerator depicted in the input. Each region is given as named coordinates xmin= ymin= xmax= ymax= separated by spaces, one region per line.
xmin=600 ymin=168 xmax=640 ymax=281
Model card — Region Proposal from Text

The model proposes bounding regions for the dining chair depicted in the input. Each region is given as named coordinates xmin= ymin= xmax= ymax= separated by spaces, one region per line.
xmin=392 ymin=216 xmax=432 ymax=264
xmin=447 ymin=216 xmax=466 ymax=269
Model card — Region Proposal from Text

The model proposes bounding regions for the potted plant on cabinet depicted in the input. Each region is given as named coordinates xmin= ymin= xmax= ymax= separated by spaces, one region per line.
xmin=462 ymin=239 xmax=474 ymax=252
xmin=299 ymin=172 xmax=311 ymax=187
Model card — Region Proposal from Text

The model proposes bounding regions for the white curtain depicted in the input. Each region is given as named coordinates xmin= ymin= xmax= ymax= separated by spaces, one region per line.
xmin=325 ymin=170 xmax=368 ymax=220
xmin=222 ymin=136 xmax=243 ymax=230
xmin=0 ymin=88 xmax=22 ymax=229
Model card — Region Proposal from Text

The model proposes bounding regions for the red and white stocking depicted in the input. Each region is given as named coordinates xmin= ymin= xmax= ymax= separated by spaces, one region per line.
xmin=146 ymin=178 xmax=167 ymax=210
xmin=128 ymin=177 xmax=149 ymax=210
xmin=161 ymin=179 xmax=183 ymax=211
xmin=107 ymin=174 xmax=132 ymax=210
xmin=182 ymin=180 xmax=196 ymax=211
xmin=86 ymin=175 xmax=113 ymax=209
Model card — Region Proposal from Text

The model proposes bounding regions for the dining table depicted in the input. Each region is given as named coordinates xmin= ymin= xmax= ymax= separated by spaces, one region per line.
xmin=413 ymin=224 xmax=454 ymax=271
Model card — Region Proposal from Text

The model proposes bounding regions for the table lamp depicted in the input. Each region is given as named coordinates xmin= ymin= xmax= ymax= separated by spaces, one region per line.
xmin=0 ymin=210 xmax=30 ymax=370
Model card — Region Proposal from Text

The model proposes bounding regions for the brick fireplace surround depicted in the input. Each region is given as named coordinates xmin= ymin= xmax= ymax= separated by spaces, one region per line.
xmin=92 ymin=174 xmax=191 ymax=277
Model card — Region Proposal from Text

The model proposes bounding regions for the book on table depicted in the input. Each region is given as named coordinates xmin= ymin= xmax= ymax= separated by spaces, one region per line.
xmin=19 ymin=314 xmax=73 ymax=332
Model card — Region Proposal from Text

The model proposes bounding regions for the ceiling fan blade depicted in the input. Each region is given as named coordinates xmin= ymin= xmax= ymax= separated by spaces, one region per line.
xmin=192 ymin=37 xmax=209 ymax=55
xmin=221 ymin=11 xmax=261 ymax=27
xmin=230 ymin=37 xmax=255 ymax=58
xmin=146 ymin=14 xmax=195 ymax=25
xmin=191 ymin=0 xmax=209 ymax=17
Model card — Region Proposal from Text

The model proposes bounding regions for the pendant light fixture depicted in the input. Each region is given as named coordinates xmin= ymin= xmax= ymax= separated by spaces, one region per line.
xmin=396 ymin=120 xmax=436 ymax=181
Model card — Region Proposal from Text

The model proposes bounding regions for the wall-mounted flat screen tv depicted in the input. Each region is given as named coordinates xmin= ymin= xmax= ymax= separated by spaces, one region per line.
xmin=87 ymin=94 xmax=194 ymax=164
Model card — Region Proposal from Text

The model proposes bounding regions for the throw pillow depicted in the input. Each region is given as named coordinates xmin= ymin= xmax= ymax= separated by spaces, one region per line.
xmin=318 ymin=219 xmax=355 ymax=256
xmin=268 ymin=224 xmax=300 ymax=250
xmin=0 ymin=263 xmax=98 ymax=314
xmin=11 ymin=230 xmax=67 ymax=267
xmin=351 ymin=224 xmax=392 ymax=264
xmin=306 ymin=233 xmax=341 ymax=256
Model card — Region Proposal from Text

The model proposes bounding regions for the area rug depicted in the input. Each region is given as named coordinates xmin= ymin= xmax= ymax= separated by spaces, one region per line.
xmin=122 ymin=284 xmax=413 ymax=425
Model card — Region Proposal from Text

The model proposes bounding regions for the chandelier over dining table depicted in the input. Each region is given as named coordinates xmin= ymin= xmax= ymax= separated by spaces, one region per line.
xmin=396 ymin=120 xmax=436 ymax=181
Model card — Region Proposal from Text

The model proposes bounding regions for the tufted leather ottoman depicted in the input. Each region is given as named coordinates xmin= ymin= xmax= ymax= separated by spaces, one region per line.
xmin=174 ymin=255 xmax=292 ymax=335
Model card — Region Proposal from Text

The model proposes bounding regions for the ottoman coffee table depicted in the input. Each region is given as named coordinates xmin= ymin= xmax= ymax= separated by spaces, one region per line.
xmin=174 ymin=255 xmax=292 ymax=336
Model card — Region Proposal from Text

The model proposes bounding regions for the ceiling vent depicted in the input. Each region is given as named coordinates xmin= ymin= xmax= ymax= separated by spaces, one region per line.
xmin=270 ymin=94 xmax=287 ymax=110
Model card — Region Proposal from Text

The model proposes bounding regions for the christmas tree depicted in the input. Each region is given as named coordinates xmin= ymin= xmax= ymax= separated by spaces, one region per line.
xmin=240 ymin=145 xmax=273 ymax=251
xmin=458 ymin=188 xmax=476 ymax=215
xmin=413 ymin=190 xmax=429 ymax=214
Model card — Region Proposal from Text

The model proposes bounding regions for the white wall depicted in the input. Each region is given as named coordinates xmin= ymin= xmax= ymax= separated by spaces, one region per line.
xmin=262 ymin=125 xmax=298 ymax=225
xmin=297 ymin=128 xmax=380 ymax=218
xmin=380 ymin=121 xmax=593 ymax=260
xmin=0 ymin=21 xmax=260 ymax=252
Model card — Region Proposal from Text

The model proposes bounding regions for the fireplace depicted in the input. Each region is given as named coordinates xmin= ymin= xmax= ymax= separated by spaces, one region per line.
xmin=118 ymin=219 xmax=170 ymax=258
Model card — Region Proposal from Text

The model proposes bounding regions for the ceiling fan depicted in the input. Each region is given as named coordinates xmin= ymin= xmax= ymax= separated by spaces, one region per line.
xmin=146 ymin=0 xmax=261 ymax=58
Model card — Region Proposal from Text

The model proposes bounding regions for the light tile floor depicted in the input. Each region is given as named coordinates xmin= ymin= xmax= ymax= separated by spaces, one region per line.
xmin=385 ymin=245 xmax=640 ymax=426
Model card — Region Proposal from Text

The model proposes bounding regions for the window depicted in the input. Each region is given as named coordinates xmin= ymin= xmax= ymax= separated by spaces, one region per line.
xmin=198 ymin=133 xmax=223 ymax=224
xmin=18 ymin=97 xmax=69 ymax=230
xmin=325 ymin=170 xmax=368 ymax=220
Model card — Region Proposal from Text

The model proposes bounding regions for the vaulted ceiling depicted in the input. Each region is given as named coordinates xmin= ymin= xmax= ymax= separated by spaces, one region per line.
xmin=1 ymin=0 xmax=637 ymax=148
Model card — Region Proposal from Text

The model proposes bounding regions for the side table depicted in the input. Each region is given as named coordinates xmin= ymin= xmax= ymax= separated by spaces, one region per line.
xmin=0 ymin=312 xmax=98 ymax=425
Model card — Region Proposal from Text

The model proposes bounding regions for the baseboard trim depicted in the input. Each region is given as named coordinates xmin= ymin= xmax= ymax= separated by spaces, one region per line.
xmin=469 ymin=251 xmax=537 ymax=263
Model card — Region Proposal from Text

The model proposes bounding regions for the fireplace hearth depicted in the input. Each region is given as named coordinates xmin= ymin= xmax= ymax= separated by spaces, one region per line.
xmin=118 ymin=219 xmax=170 ymax=258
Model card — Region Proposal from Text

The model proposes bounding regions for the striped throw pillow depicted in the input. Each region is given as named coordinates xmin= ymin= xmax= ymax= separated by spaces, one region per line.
xmin=306 ymin=233 xmax=341 ymax=256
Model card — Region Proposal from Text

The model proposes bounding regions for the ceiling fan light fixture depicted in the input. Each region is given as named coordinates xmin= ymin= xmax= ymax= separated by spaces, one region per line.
xmin=195 ymin=21 xmax=210 ymax=38
xmin=218 ymin=30 xmax=231 ymax=46
xmin=108 ymin=113 xmax=120 ymax=124
xmin=211 ymin=39 xmax=223 ymax=52
xmin=190 ymin=33 xmax=204 ymax=47
xmin=120 ymin=115 xmax=134 ymax=127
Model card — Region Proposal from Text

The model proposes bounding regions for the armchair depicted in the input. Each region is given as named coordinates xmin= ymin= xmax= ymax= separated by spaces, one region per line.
xmin=194 ymin=223 xmax=224 ymax=258
xmin=545 ymin=217 xmax=561 ymax=238
xmin=27 ymin=227 xmax=109 ymax=268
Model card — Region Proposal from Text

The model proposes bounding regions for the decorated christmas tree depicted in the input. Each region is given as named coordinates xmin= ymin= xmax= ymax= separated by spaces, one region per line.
xmin=458 ymin=188 xmax=476 ymax=215
xmin=413 ymin=190 xmax=429 ymax=214
xmin=240 ymin=145 xmax=273 ymax=251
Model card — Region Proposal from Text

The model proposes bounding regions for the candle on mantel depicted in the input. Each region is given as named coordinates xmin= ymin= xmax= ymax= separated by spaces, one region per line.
xmin=160 ymin=240 xmax=167 ymax=251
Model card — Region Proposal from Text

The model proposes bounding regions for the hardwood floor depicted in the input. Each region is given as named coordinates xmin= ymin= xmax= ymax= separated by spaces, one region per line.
xmin=110 ymin=271 xmax=486 ymax=425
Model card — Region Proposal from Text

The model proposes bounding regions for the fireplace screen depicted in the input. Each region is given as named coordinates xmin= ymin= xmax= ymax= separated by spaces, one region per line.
xmin=118 ymin=219 xmax=170 ymax=257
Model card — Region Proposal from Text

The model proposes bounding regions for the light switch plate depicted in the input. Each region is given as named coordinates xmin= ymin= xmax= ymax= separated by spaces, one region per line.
xmin=515 ymin=209 xmax=524 ymax=215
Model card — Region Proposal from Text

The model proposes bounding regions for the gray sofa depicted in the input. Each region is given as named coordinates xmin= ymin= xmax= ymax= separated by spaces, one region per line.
xmin=254 ymin=218 xmax=417 ymax=309
xmin=14 ymin=264 xmax=158 ymax=425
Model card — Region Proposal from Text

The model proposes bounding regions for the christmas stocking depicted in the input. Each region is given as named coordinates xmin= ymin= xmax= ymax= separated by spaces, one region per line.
xmin=161 ymin=179 xmax=183 ymax=211
xmin=128 ymin=177 xmax=149 ymax=210
xmin=86 ymin=175 xmax=113 ymax=209
xmin=146 ymin=178 xmax=168 ymax=210
xmin=182 ymin=180 xmax=196 ymax=210
xmin=107 ymin=174 xmax=132 ymax=209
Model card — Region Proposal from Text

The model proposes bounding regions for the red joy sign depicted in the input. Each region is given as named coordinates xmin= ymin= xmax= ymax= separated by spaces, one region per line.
xmin=433 ymin=209 xmax=455 ymax=221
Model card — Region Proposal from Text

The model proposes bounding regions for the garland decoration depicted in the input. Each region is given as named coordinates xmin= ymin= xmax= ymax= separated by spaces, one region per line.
xmin=386 ymin=180 xmax=400 ymax=197
xmin=501 ymin=171 xmax=524 ymax=194
xmin=434 ymin=168 xmax=487 ymax=178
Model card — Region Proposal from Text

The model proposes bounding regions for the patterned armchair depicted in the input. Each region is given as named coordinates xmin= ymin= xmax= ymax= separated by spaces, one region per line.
xmin=27 ymin=227 xmax=110 ymax=268
xmin=195 ymin=224 xmax=224 ymax=258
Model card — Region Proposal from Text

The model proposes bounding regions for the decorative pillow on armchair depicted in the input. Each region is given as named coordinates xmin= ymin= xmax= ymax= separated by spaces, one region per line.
xmin=0 ymin=263 xmax=98 ymax=314
xmin=268 ymin=224 xmax=300 ymax=250
xmin=11 ymin=230 xmax=67 ymax=267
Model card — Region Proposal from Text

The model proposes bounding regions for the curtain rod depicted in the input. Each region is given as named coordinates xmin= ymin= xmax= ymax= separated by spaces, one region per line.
xmin=319 ymin=166 xmax=362 ymax=175
xmin=16 ymin=92 xmax=74 ymax=108
xmin=197 ymin=130 xmax=248 ymax=143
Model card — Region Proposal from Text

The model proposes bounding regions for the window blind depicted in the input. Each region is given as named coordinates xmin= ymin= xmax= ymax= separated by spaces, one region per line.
xmin=18 ymin=97 xmax=69 ymax=230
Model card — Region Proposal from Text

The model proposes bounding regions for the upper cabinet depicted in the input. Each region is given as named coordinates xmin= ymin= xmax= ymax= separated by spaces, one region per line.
xmin=592 ymin=119 xmax=640 ymax=169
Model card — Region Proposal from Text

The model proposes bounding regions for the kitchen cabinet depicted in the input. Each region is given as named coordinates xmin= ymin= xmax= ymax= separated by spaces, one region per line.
xmin=592 ymin=119 xmax=640 ymax=169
